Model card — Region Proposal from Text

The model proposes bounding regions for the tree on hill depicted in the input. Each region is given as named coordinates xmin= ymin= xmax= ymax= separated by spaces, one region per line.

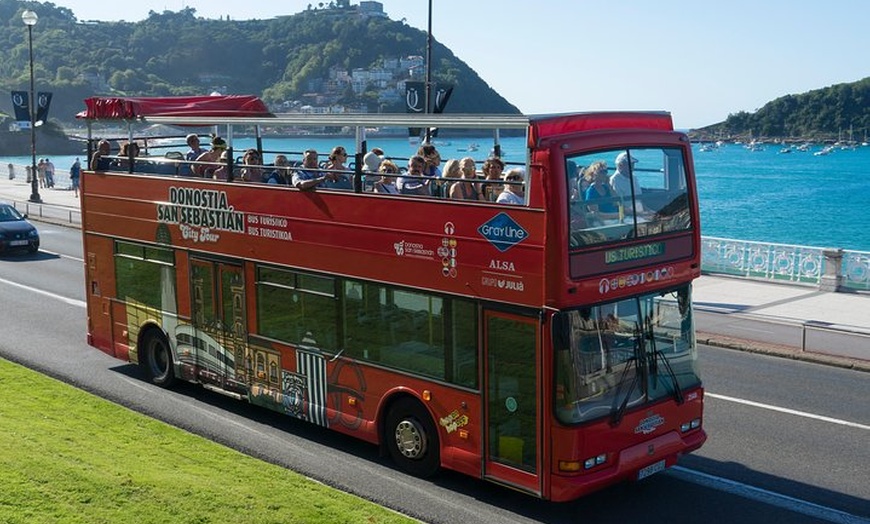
xmin=0 ymin=0 xmax=519 ymax=125
xmin=695 ymin=77 xmax=870 ymax=140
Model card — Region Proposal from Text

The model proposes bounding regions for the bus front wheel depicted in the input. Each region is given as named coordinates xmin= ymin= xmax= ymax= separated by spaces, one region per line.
xmin=142 ymin=330 xmax=175 ymax=388
xmin=385 ymin=397 xmax=440 ymax=478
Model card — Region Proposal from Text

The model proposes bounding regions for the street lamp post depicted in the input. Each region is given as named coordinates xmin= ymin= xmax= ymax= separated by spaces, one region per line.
xmin=22 ymin=9 xmax=41 ymax=203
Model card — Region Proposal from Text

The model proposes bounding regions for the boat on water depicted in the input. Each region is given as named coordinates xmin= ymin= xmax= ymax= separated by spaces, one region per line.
xmin=814 ymin=145 xmax=835 ymax=156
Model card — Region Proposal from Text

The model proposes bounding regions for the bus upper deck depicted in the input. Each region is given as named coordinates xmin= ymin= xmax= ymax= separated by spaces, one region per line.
xmin=79 ymin=96 xmax=700 ymax=310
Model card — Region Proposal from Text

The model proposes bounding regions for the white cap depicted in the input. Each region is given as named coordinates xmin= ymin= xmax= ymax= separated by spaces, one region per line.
xmin=615 ymin=152 xmax=638 ymax=166
xmin=363 ymin=150 xmax=383 ymax=172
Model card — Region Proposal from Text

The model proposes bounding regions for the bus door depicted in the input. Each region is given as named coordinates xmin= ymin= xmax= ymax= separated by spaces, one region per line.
xmin=190 ymin=258 xmax=246 ymax=390
xmin=483 ymin=310 xmax=541 ymax=496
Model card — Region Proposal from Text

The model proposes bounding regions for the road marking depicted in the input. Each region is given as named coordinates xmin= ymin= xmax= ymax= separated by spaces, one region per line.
xmin=39 ymin=248 xmax=85 ymax=263
xmin=0 ymin=277 xmax=86 ymax=309
xmin=707 ymin=393 xmax=870 ymax=431
xmin=668 ymin=466 xmax=870 ymax=524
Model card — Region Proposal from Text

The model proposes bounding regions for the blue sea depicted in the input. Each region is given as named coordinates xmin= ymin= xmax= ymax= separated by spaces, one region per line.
xmin=3 ymin=138 xmax=869 ymax=252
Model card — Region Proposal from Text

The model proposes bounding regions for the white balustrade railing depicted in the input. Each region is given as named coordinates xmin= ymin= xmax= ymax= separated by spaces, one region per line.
xmin=702 ymin=236 xmax=870 ymax=292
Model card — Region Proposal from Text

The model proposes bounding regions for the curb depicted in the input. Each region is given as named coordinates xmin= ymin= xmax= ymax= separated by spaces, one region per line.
xmin=697 ymin=332 xmax=870 ymax=373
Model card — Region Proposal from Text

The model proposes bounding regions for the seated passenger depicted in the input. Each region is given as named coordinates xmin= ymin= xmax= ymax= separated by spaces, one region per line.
xmin=362 ymin=147 xmax=385 ymax=190
xmin=496 ymin=169 xmax=525 ymax=205
xmin=416 ymin=143 xmax=442 ymax=178
xmin=212 ymin=150 xmax=231 ymax=181
xmin=90 ymin=139 xmax=112 ymax=171
xmin=322 ymin=146 xmax=352 ymax=190
xmin=185 ymin=134 xmax=206 ymax=163
xmin=481 ymin=156 xmax=505 ymax=201
xmin=610 ymin=151 xmax=644 ymax=212
xmin=292 ymin=149 xmax=326 ymax=190
xmin=264 ymin=154 xmax=290 ymax=185
xmin=584 ymin=162 xmax=619 ymax=219
xmin=449 ymin=157 xmax=485 ymax=201
xmin=373 ymin=160 xmax=400 ymax=194
xmin=397 ymin=155 xmax=430 ymax=196
xmin=193 ymin=136 xmax=227 ymax=177
xmin=238 ymin=148 xmax=262 ymax=183
xmin=114 ymin=141 xmax=140 ymax=170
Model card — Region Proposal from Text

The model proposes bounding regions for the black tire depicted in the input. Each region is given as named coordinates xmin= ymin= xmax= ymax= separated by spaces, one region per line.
xmin=385 ymin=397 xmax=440 ymax=478
xmin=142 ymin=330 xmax=175 ymax=388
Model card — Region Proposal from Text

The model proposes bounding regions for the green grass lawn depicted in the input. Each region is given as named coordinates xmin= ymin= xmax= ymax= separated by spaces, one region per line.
xmin=0 ymin=358 xmax=417 ymax=524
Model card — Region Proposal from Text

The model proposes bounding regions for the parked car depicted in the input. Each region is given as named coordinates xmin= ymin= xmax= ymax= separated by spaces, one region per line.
xmin=0 ymin=202 xmax=40 ymax=254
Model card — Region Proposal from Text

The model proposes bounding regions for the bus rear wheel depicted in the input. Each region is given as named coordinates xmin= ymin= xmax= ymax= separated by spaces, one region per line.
xmin=142 ymin=330 xmax=175 ymax=388
xmin=385 ymin=397 xmax=440 ymax=478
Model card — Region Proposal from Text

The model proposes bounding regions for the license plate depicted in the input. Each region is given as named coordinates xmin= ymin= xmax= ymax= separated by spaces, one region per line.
xmin=10 ymin=240 xmax=29 ymax=246
xmin=637 ymin=459 xmax=666 ymax=480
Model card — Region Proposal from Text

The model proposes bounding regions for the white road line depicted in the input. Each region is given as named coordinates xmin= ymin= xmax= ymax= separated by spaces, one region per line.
xmin=39 ymin=248 xmax=85 ymax=263
xmin=707 ymin=393 xmax=870 ymax=431
xmin=668 ymin=466 xmax=870 ymax=524
xmin=0 ymin=277 xmax=86 ymax=309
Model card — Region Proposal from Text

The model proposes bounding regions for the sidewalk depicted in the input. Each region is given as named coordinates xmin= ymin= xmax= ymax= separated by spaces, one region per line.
xmin=0 ymin=175 xmax=81 ymax=225
xmin=1 ymin=174 xmax=867 ymax=371
xmin=694 ymin=275 xmax=870 ymax=371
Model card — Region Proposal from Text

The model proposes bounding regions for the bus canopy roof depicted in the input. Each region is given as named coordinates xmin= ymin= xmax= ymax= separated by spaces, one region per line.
xmin=76 ymin=95 xmax=272 ymax=121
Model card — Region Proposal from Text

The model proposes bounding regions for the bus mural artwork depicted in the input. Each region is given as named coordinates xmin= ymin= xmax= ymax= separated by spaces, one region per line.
xmin=79 ymin=95 xmax=705 ymax=501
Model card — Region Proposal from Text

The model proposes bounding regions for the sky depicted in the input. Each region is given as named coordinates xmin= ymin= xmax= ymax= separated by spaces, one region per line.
xmin=44 ymin=0 xmax=870 ymax=129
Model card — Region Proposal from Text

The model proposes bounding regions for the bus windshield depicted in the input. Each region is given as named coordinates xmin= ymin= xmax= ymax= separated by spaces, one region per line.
xmin=567 ymin=147 xmax=692 ymax=248
xmin=553 ymin=285 xmax=700 ymax=425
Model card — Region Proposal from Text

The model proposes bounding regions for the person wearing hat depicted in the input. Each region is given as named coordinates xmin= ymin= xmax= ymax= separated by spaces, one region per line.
xmin=192 ymin=136 xmax=227 ymax=177
xmin=609 ymin=151 xmax=644 ymax=213
xmin=362 ymin=147 xmax=385 ymax=191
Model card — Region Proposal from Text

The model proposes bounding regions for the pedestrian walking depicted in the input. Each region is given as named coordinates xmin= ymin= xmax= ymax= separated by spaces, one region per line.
xmin=45 ymin=158 xmax=56 ymax=188
xmin=69 ymin=158 xmax=81 ymax=197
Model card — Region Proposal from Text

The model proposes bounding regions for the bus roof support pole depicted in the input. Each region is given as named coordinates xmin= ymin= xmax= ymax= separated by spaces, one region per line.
xmin=226 ymin=124 xmax=234 ymax=182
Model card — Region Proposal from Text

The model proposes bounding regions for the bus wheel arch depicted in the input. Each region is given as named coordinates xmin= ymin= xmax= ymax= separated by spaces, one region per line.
xmin=383 ymin=395 xmax=441 ymax=478
xmin=139 ymin=325 xmax=175 ymax=388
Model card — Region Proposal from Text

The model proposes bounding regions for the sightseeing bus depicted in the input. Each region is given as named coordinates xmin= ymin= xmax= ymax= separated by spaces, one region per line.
xmin=78 ymin=95 xmax=705 ymax=501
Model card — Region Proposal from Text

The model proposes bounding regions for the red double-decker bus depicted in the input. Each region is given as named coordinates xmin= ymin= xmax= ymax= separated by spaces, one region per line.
xmin=79 ymin=96 xmax=705 ymax=501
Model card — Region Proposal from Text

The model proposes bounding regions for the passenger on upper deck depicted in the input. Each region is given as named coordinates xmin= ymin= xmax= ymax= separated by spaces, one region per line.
xmin=185 ymin=134 xmax=206 ymax=162
xmin=373 ymin=160 xmax=400 ymax=194
xmin=609 ymin=152 xmax=644 ymax=212
xmin=441 ymin=158 xmax=461 ymax=180
xmin=481 ymin=157 xmax=505 ymax=202
xmin=363 ymin=148 xmax=384 ymax=172
xmin=114 ymin=142 xmax=140 ymax=171
xmin=449 ymin=157 xmax=485 ymax=201
xmin=416 ymin=144 xmax=442 ymax=178
xmin=90 ymin=140 xmax=112 ymax=171
xmin=292 ymin=149 xmax=326 ymax=190
xmin=397 ymin=155 xmax=430 ymax=196
xmin=362 ymin=147 xmax=385 ymax=191
xmin=238 ymin=149 xmax=263 ymax=183
xmin=193 ymin=136 xmax=227 ymax=177
xmin=264 ymin=154 xmax=290 ymax=185
xmin=584 ymin=162 xmax=619 ymax=219
xmin=496 ymin=169 xmax=525 ymax=205
xmin=322 ymin=146 xmax=353 ymax=190
xmin=212 ymin=150 xmax=231 ymax=181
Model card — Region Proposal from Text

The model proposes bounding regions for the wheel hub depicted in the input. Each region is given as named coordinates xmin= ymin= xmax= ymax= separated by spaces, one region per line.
xmin=394 ymin=419 xmax=427 ymax=459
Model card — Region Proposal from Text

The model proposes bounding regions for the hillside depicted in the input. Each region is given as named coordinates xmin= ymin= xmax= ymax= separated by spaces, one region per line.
xmin=0 ymin=1 xmax=519 ymax=127
xmin=692 ymin=77 xmax=870 ymax=141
